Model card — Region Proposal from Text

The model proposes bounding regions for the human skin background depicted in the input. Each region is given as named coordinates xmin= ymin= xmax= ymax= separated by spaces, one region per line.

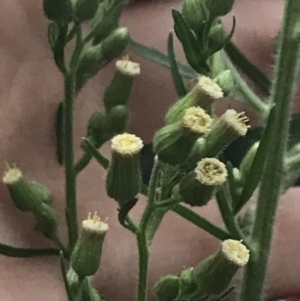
xmin=0 ymin=0 xmax=299 ymax=300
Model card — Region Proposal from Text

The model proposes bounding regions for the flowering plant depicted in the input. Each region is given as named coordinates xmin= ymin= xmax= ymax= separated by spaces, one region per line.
xmin=2 ymin=0 xmax=300 ymax=301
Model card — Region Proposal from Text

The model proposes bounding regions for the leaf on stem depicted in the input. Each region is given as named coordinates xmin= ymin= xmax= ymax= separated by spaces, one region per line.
xmin=118 ymin=197 xmax=138 ymax=232
xmin=167 ymin=32 xmax=187 ymax=97
xmin=234 ymin=106 xmax=276 ymax=214
xmin=82 ymin=138 xmax=109 ymax=170
xmin=0 ymin=243 xmax=59 ymax=258
xmin=225 ymin=41 xmax=271 ymax=94
xmin=128 ymin=39 xmax=198 ymax=79
xmin=172 ymin=9 xmax=210 ymax=74
xmin=59 ymin=251 xmax=74 ymax=301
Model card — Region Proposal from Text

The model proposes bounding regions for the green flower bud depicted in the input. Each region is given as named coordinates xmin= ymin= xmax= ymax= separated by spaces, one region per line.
xmin=76 ymin=28 xmax=130 ymax=92
xmin=288 ymin=142 xmax=300 ymax=157
xmin=90 ymin=0 xmax=127 ymax=44
xmin=153 ymin=275 xmax=180 ymax=301
xmin=182 ymin=0 xmax=205 ymax=33
xmin=200 ymin=109 xmax=249 ymax=160
xmin=71 ymin=212 xmax=108 ymax=279
xmin=207 ymin=24 xmax=228 ymax=52
xmin=214 ymin=70 xmax=234 ymax=96
xmin=101 ymin=27 xmax=130 ymax=62
xmin=3 ymin=164 xmax=53 ymax=212
xmin=103 ymin=57 xmax=140 ymax=112
xmin=86 ymin=110 xmax=106 ymax=146
xmin=205 ymin=0 xmax=235 ymax=17
xmin=75 ymin=0 xmax=101 ymax=21
xmin=179 ymin=158 xmax=227 ymax=206
xmin=166 ymin=76 xmax=223 ymax=124
xmin=154 ymin=107 xmax=212 ymax=166
xmin=106 ymin=133 xmax=143 ymax=204
xmin=239 ymin=142 xmax=259 ymax=182
xmin=104 ymin=105 xmax=129 ymax=138
xmin=237 ymin=204 xmax=256 ymax=237
xmin=43 ymin=0 xmax=73 ymax=22
xmin=193 ymin=239 xmax=249 ymax=296
xmin=34 ymin=203 xmax=59 ymax=239
xmin=177 ymin=267 xmax=198 ymax=298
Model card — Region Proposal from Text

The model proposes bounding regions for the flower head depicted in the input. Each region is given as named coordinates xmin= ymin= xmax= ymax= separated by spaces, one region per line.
xmin=195 ymin=158 xmax=227 ymax=186
xmin=221 ymin=239 xmax=250 ymax=267
xmin=111 ymin=133 xmax=143 ymax=156
xmin=116 ymin=55 xmax=141 ymax=77
xmin=221 ymin=109 xmax=250 ymax=136
xmin=3 ymin=163 xmax=22 ymax=184
xmin=195 ymin=76 xmax=224 ymax=100
xmin=182 ymin=106 xmax=212 ymax=134
xmin=82 ymin=212 xmax=109 ymax=234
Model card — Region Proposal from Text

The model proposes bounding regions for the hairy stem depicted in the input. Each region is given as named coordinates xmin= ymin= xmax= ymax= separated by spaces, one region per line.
xmin=240 ymin=1 xmax=300 ymax=300
xmin=64 ymin=27 xmax=84 ymax=251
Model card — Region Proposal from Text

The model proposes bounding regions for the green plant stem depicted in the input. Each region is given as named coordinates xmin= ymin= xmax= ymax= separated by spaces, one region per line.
xmin=0 ymin=243 xmax=59 ymax=258
xmin=64 ymin=27 xmax=84 ymax=251
xmin=52 ymin=235 xmax=70 ymax=258
xmin=216 ymin=185 xmax=244 ymax=242
xmin=136 ymin=160 xmax=162 ymax=301
xmin=75 ymin=153 xmax=92 ymax=174
xmin=172 ymin=204 xmax=230 ymax=240
xmin=221 ymin=51 xmax=268 ymax=120
xmin=240 ymin=2 xmax=300 ymax=301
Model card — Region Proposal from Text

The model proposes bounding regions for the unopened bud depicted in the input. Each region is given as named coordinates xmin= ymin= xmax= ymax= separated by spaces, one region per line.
xmin=34 ymin=203 xmax=59 ymax=239
xmin=3 ymin=164 xmax=53 ymax=212
xmin=104 ymin=105 xmax=129 ymax=138
xmin=76 ymin=29 xmax=130 ymax=92
xmin=214 ymin=70 xmax=234 ymax=96
xmin=207 ymin=24 xmax=228 ymax=52
xmin=205 ymin=0 xmax=235 ymax=17
xmin=43 ymin=0 xmax=73 ymax=22
xmin=86 ymin=110 xmax=106 ymax=147
xmin=182 ymin=0 xmax=205 ymax=33
xmin=239 ymin=142 xmax=259 ymax=182
xmin=101 ymin=27 xmax=130 ymax=62
xmin=106 ymin=133 xmax=143 ymax=204
xmin=153 ymin=275 xmax=180 ymax=301
xmin=177 ymin=267 xmax=198 ymax=298
xmin=90 ymin=1 xmax=127 ymax=44
xmin=166 ymin=76 xmax=223 ymax=124
xmin=71 ymin=212 xmax=108 ymax=279
xmin=193 ymin=239 xmax=249 ymax=296
xmin=154 ymin=107 xmax=212 ymax=166
xmin=179 ymin=158 xmax=227 ymax=206
xmin=74 ymin=0 xmax=101 ymax=21
xmin=103 ymin=56 xmax=140 ymax=112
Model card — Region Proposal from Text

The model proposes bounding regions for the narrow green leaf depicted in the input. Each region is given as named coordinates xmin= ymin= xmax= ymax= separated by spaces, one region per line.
xmin=128 ymin=39 xmax=198 ymax=79
xmin=167 ymin=32 xmax=187 ymax=97
xmin=54 ymin=24 xmax=68 ymax=73
xmin=226 ymin=161 xmax=239 ymax=202
xmin=59 ymin=251 xmax=73 ymax=301
xmin=172 ymin=9 xmax=210 ymax=74
xmin=48 ymin=22 xmax=60 ymax=52
xmin=0 ymin=243 xmax=59 ymax=258
xmin=225 ymin=41 xmax=271 ymax=94
xmin=234 ymin=106 xmax=276 ymax=214
xmin=82 ymin=138 xmax=109 ymax=169
xmin=211 ymin=17 xmax=236 ymax=56
xmin=172 ymin=204 xmax=230 ymax=240
xmin=56 ymin=102 xmax=64 ymax=165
